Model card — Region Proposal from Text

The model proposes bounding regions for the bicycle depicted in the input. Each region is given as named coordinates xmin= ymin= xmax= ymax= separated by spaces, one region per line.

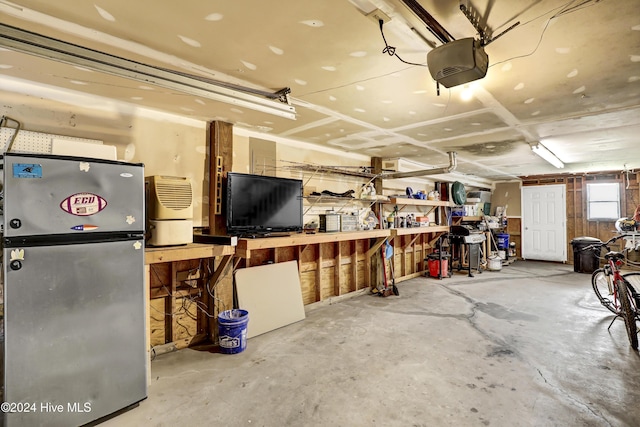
xmin=584 ymin=234 xmax=640 ymax=350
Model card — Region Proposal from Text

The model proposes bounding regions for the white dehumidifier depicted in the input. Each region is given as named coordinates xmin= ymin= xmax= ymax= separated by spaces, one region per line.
xmin=146 ymin=175 xmax=194 ymax=246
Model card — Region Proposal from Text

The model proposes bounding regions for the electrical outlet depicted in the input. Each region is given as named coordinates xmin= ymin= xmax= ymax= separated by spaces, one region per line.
xmin=176 ymin=270 xmax=201 ymax=282
xmin=366 ymin=8 xmax=391 ymax=25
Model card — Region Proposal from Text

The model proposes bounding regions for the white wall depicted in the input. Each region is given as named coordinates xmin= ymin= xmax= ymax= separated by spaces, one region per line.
xmin=1 ymin=86 xmax=382 ymax=228
xmin=1 ymin=83 xmax=491 ymax=230
xmin=1 ymin=87 xmax=209 ymax=224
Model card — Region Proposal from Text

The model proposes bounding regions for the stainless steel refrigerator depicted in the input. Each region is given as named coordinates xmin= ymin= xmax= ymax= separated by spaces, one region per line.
xmin=1 ymin=152 xmax=147 ymax=426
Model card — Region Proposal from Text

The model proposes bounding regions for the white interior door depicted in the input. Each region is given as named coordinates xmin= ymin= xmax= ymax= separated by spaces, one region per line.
xmin=522 ymin=184 xmax=567 ymax=261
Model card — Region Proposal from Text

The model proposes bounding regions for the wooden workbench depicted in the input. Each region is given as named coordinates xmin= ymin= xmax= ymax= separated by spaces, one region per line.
xmin=145 ymin=242 xmax=235 ymax=264
xmin=235 ymin=230 xmax=390 ymax=304
xmin=388 ymin=225 xmax=450 ymax=281
xmin=144 ymin=243 xmax=236 ymax=365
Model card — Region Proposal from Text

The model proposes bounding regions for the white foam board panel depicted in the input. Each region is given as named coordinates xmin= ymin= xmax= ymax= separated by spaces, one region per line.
xmin=234 ymin=261 xmax=305 ymax=338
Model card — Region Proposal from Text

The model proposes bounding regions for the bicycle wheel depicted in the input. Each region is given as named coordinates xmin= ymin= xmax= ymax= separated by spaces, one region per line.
xmin=592 ymin=268 xmax=619 ymax=314
xmin=622 ymin=272 xmax=640 ymax=310
xmin=616 ymin=277 xmax=638 ymax=350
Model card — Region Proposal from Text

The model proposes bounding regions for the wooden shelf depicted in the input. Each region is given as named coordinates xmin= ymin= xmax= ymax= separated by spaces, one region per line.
xmin=237 ymin=229 xmax=391 ymax=258
xmin=305 ymin=195 xmax=387 ymax=203
xmin=303 ymin=194 xmax=384 ymax=215
xmin=387 ymin=198 xmax=452 ymax=207
xmin=390 ymin=225 xmax=449 ymax=236
xmin=460 ymin=216 xmax=483 ymax=221
xmin=145 ymin=243 xmax=235 ymax=264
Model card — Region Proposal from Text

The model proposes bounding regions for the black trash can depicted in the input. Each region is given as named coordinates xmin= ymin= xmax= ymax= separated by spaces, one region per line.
xmin=571 ymin=237 xmax=602 ymax=273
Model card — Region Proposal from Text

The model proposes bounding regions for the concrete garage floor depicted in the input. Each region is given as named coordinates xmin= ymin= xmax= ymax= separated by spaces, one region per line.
xmin=106 ymin=261 xmax=640 ymax=427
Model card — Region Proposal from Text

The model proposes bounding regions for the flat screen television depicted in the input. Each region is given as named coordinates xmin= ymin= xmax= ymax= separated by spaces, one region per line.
xmin=226 ymin=172 xmax=303 ymax=235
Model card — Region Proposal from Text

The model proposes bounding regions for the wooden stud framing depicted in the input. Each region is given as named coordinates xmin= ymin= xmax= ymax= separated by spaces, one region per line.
xmin=164 ymin=261 xmax=178 ymax=344
xmin=334 ymin=242 xmax=342 ymax=296
xmin=316 ymin=244 xmax=323 ymax=301
xmin=146 ymin=245 xmax=235 ymax=350
xmin=351 ymin=240 xmax=358 ymax=291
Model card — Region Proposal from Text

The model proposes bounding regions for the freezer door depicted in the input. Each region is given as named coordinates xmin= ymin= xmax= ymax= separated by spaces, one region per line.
xmin=3 ymin=239 xmax=147 ymax=427
xmin=3 ymin=154 xmax=144 ymax=237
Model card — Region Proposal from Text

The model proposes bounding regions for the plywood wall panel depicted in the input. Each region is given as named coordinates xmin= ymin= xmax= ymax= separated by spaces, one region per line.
xmin=493 ymin=181 xmax=522 ymax=216
xmin=149 ymin=263 xmax=171 ymax=292
xmin=300 ymin=261 xmax=318 ymax=274
xmin=414 ymin=247 xmax=424 ymax=273
xmin=149 ymin=298 xmax=166 ymax=347
xmin=246 ymin=248 xmax=274 ymax=267
xmin=275 ymin=246 xmax=296 ymax=263
xmin=300 ymin=271 xmax=317 ymax=305
xmin=340 ymin=264 xmax=354 ymax=294
xmin=321 ymin=267 xmax=336 ymax=299
xmin=172 ymin=298 xmax=198 ymax=345
xmin=321 ymin=242 xmax=335 ymax=260
xmin=301 ymin=245 xmax=318 ymax=264
xmin=340 ymin=241 xmax=352 ymax=256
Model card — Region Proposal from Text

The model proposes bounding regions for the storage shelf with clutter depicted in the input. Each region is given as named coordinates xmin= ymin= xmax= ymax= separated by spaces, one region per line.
xmin=383 ymin=197 xmax=451 ymax=227
xmin=302 ymin=185 xmax=389 ymax=234
xmin=374 ymin=193 xmax=453 ymax=282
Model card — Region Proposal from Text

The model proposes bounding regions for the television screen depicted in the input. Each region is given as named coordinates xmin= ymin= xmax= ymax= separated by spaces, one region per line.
xmin=226 ymin=172 xmax=303 ymax=234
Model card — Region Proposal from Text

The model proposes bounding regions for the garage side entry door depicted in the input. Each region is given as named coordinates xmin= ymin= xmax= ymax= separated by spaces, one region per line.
xmin=522 ymin=184 xmax=567 ymax=262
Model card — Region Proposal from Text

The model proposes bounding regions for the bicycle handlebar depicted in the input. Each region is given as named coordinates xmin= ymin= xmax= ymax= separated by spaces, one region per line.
xmin=580 ymin=234 xmax=632 ymax=252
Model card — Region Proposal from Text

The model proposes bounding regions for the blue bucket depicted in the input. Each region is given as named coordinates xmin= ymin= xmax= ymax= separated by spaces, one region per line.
xmin=496 ymin=233 xmax=510 ymax=250
xmin=218 ymin=309 xmax=249 ymax=354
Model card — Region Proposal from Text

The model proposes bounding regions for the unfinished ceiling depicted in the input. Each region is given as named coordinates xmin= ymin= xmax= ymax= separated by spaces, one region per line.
xmin=0 ymin=0 xmax=638 ymax=183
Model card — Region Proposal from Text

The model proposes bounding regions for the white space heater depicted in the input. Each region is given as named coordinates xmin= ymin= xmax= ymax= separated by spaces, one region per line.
xmin=146 ymin=175 xmax=193 ymax=246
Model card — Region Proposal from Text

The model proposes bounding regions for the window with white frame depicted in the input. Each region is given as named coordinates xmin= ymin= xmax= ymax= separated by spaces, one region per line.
xmin=587 ymin=183 xmax=620 ymax=220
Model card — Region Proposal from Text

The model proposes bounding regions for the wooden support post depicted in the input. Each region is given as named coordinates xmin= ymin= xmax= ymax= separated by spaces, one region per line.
xmin=165 ymin=261 xmax=178 ymax=343
xmin=351 ymin=240 xmax=358 ymax=291
xmin=201 ymin=259 xmax=214 ymax=339
xmin=207 ymin=255 xmax=233 ymax=338
xmin=366 ymin=237 xmax=387 ymax=289
xmin=316 ymin=243 xmax=323 ymax=302
xmin=334 ymin=242 xmax=342 ymax=296
xmin=411 ymin=239 xmax=417 ymax=274
xmin=297 ymin=246 xmax=304 ymax=282
xmin=400 ymin=237 xmax=407 ymax=278
xmin=420 ymin=235 xmax=426 ymax=271
xmin=208 ymin=121 xmax=233 ymax=235
xmin=371 ymin=157 xmax=383 ymax=220
xmin=365 ymin=250 xmax=372 ymax=289
xmin=197 ymin=269 xmax=208 ymax=336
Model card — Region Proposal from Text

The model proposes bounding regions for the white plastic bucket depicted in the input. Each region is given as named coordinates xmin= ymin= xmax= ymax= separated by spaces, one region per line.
xmin=487 ymin=256 xmax=502 ymax=271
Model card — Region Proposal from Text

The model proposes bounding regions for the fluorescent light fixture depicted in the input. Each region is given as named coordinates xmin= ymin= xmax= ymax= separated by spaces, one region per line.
xmin=0 ymin=23 xmax=296 ymax=120
xmin=531 ymin=143 xmax=564 ymax=168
